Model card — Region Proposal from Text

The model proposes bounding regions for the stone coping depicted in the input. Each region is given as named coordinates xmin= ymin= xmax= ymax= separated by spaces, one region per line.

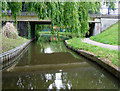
xmin=0 ymin=39 xmax=34 ymax=70
xmin=64 ymin=40 xmax=120 ymax=80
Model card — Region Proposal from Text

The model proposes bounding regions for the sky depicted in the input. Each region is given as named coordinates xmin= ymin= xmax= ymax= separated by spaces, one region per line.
xmin=100 ymin=1 xmax=119 ymax=14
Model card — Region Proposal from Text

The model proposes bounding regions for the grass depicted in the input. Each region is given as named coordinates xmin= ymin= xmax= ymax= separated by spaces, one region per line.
xmin=67 ymin=38 xmax=119 ymax=67
xmin=38 ymin=31 xmax=51 ymax=34
xmin=38 ymin=31 xmax=71 ymax=36
xmin=1 ymin=35 xmax=28 ymax=53
xmin=36 ymin=31 xmax=72 ymax=39
xmin=90 ymin=21 xmax=119 ymax=45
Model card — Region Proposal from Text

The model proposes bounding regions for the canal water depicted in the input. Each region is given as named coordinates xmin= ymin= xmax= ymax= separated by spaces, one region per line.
xmin=2 ymin=35 xmax=119 ymax=89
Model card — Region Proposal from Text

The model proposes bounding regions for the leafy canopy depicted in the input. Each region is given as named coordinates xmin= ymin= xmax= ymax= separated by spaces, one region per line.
xmin=2 ymin=2 xmax=115 ymax=37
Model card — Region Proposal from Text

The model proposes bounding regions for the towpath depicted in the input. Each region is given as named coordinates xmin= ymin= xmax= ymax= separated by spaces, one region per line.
xmin=82 ymin=38 xmax=119 ymax=51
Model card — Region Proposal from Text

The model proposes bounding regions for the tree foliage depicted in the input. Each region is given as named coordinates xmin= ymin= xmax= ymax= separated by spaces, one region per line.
xmin=2 ymin=2 xmax=115 ymax=37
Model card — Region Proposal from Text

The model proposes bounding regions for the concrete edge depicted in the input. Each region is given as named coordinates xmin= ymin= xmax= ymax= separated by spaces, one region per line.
xmin=0 ymin=39 xmax=34 ymax=70
xmin=64 ymin=40 xmax=120 ymax=80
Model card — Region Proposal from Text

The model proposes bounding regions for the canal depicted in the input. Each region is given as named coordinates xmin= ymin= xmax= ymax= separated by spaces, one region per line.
xmin=2 ymin=35 xmax=119 ymax=89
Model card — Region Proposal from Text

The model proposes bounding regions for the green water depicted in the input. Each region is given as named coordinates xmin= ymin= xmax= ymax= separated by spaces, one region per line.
xmin=2 ymin=35 xmax=120 ymax=89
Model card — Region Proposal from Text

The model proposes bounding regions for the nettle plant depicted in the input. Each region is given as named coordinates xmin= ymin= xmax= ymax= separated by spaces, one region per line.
xmin=2 ymin=2 xmax=115 ymax=37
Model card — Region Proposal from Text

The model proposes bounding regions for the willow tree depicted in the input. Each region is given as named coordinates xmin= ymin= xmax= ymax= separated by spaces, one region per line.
xmin=2 ymin=2 xmax=115 ymax=37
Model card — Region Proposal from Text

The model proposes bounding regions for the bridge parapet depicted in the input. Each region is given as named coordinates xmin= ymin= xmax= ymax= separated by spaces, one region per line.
xmin=3 ymin=12 xmax=119 ymax=18
xmin=89 ymin=14 xmax=119 ymax=19
xmin=3 ymin=12 xmax=37 ymax=16
xmin=2 ymin=12 xmax=51 ymax=22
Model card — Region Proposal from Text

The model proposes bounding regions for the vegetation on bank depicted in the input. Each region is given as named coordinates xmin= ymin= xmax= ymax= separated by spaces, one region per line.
xmin=2 ymin=22 xmax=18 ymax=39
xmin=90 ymin=21 xmax=119 ymax=45
xmin=67 ymin=38 xmax=119 ymax=67
xmin=1 ymin=35 xmax=28 ymax=53
xmin=37 ymin=31 xmax=71 ymax=36
xmin=1 ymin=22 xmax=28 ymax=53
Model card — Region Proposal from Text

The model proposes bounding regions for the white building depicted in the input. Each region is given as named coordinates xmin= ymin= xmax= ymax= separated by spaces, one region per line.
xmin=100 ymin=1 xmax=119 ymax=15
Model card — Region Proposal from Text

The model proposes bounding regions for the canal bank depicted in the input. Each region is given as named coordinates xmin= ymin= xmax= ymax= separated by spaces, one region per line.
xmin=0 ymin=39 xmax=34 ymax=70
xmin=1 ymin=34 xmax=120 ymax=80
xmin=2 ymin=35 xmax=120 ymax=89
xmin=64 ymin=40 xmax=120 ymax=80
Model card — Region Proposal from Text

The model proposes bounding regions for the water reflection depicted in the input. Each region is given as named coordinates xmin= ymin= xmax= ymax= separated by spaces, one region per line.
xmin=48 ymin=73 xmax=71 ymax=89
xmin=2 ymin=35 xmax=119 ymax=89
xmin=3 ymin=66 xmax=119 ymax=89
xmin=45 ymin=47 xmax=53 ymax=54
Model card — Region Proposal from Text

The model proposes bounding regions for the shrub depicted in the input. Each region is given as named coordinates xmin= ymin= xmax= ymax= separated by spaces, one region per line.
xmin=2 ymin=22 xmax=18 ymax=39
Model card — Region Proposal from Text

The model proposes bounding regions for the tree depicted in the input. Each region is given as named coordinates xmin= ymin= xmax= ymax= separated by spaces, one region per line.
xmin=2 ymin=2 xmax=115 ymax=37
